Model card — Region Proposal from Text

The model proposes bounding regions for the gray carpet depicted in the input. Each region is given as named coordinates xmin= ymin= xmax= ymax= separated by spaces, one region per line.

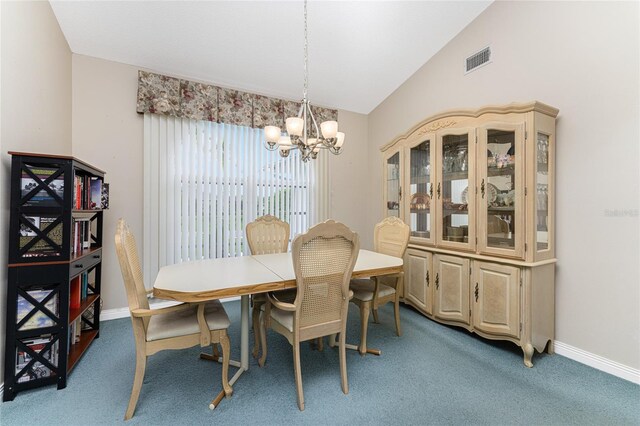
xmin=1 ymin=301 xmax=638 ymax=425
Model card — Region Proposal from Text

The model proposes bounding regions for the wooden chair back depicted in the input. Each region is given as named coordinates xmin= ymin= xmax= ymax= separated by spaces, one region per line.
xmin=292 ymin=220 xmax=359 ymax=329
xmin=374 ymin=216 xmax=410 ymax=258
xmin=115 ymin=219 xmax=151 ymax=328
xmin=246 ymin=215 xmax=290 ymax=255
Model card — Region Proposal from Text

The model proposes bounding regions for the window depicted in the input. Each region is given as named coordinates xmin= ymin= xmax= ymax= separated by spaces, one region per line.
xmin=143 ymin=114 xmax=328 ymax=284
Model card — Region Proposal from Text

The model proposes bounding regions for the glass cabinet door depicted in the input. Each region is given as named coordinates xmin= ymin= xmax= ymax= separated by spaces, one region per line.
xmin=406 ymin=136 xmax=435 ymax=243
xmin=436 ymin=128 xmax=475 ymax=250
xmin=477 ymin=123 xmax=524 ymax=258
xmin=385 ymin=151 xmax=401 ymax=218
xmin=535 ymin=132 xmax=551 ymax=254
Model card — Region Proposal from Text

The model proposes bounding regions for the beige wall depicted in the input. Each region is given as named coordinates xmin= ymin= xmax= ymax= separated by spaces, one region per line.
xmin=368 ymin=1 xmax=639 ymax=369
xmin=0 ymin=1 xmax=72 ymax=384
xmin=330 ymin=110 xmax=373 ymax=249
xmin=71 ymin=55 xmax=372 ymax=312
xmin=71 ymin=55 xmax=144 ymax=312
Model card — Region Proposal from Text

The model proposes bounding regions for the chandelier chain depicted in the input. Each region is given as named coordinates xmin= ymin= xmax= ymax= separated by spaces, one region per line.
xmin=303 ymin=0 xmax=308 ymax=100
xmin=262 ymin=0 xmax=344 ymax=160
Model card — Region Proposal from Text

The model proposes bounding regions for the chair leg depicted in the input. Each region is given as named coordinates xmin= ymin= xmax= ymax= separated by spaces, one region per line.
xmin=317 ymin=337 xmax=324 ymax=352
xmin=394 ymin=297 xmax=402 ymax=337
xmin=219 ymin=332 xmax=233 ymax=397
xmin=252 ymin=304 xmax=261 ymax=359
xmin=212 ymin=343 xmax=220 ymax=360
xmin=124 ymin=349 xmax=146 ymax=420
xmin=372 ymin=307 xmax=379 ymax=324
xmin=258 ymin=314 xmax=268 ymax=367
xmin=293 ymin=342 xmax=304 ymax=411
xmin=339 ymin=331 xmax=349 ymax=395
xmin=359 ymin=301 xmax=371 ymax=355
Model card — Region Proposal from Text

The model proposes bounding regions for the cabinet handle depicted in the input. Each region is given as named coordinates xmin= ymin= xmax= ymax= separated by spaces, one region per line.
xmin=437 ymin=182 xmax=441 ymax=199
xmin=474 ymin=283 xmax=479 ymax=302
xmin=435 ymin=273 xmax=439 ymax=290
xmin=481 ymin=179 xmax=485 ymax=199
xmin=399 ymin=186 xmax=402 ymax=201
xmin=426 ymin=270 xmax=430 ymax=287
xmin=75 ymin=264 xmax=83 ymax=268
xmin=93 ymin=255 xmax=100 ymax=259
xmin=429 ymin=184 xmax=433 ymax=199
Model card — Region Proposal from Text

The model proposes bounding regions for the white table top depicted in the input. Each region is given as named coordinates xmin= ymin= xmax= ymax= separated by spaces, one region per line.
xmin=252 ymin=249 xmax=403 ymax=282
xmin=153 ymin=249 xmax=403 ymax=303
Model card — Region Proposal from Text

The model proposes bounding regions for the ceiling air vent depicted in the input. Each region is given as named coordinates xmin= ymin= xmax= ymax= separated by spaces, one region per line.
xmin=465 ymin=46 xmax=491 ymax=74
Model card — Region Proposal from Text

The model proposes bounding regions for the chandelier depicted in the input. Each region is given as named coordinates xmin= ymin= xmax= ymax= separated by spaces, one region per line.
xmin=264 ymin=0 xmax=345 ymax=162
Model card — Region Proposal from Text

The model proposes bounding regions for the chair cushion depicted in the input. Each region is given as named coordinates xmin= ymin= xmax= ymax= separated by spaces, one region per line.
xmin=146 ymin=300 xmax=230 ymax=342
xmin=350 ymin=278 xmax=396 ymax=302
xmin=270 ymin=307 xmax=294 ymax=332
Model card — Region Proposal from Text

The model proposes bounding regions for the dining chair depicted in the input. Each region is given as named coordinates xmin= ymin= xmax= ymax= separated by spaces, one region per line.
xmin=349 ymin=216 xmax=410 ymax=355
xmin=115 ymin=219 xmax=232 ymax=420
xmin=245 ymin=215 xmax=294 ymax=359
xmin=259 ymin=220 xmax=359 ymax=410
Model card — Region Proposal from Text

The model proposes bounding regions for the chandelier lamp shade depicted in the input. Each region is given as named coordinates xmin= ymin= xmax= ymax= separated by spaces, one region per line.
xmin=264 ymin=0 xmax=345 ymax=162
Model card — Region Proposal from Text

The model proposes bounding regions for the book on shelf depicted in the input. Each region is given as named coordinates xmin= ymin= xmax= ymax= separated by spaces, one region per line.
xmin=75 ymin=318 xmax=81 ymax=343
xmin=70 ymin=277 xmax=81 ymax=310
xmin=90 ymin=178 xmax=102 ymax=209
xmin=81 ymin=273 xmax=87 ymax=300
xmin=20 ymin=165 xmax=64 ymax=207
xmin=19 ymin=215 xmax=63 ymax=258
xmin=71 ymin=217 xmax=92 ymax=254
xmin=17 ymin=289 xmax=59 ymax=331
xmin=15 ymin=335 xmax=59 ymax=383
xmin=69 ymin=318 xmax=82 ymax=348
xmin=101 ymin=183 xmax=109 ymax=209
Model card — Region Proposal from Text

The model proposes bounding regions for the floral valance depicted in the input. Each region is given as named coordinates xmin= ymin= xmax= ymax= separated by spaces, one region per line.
xmin=136 ymin=70 xmax=338 ymax=129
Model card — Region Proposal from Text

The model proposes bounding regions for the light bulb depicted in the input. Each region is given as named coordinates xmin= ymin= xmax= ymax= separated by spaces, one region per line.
xmin=286 ymin=117 xmax=304 ymax=137
xmin=264 ymin=126 xmax=281 ymax=143
xmin=335 ymin=132 xmax=345 ymax=148
xmin=320 ymin=121 xmax=338 ymax=139
xmin=278 ymin=135 xmax=292 ymax=146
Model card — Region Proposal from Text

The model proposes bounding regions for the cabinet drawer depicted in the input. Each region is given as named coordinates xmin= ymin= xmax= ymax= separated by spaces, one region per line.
xmin=70 ymin=249 xmax=102 ymax=277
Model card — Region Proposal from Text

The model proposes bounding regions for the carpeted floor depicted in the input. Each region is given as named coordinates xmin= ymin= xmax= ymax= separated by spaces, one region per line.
xmin=1 ymin=301 xmax=638 ymax=425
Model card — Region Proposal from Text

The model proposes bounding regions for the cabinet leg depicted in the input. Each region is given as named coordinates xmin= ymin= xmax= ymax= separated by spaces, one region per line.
xmin=522 ymin=343 xmax=534 ymax=368
xmin=546 ymin=340 xmax=555 ymax=355
xmin=57 ymin=375 xmax=67 ymax=390
xmin=3 ymin=387 xmax=15 ymax=402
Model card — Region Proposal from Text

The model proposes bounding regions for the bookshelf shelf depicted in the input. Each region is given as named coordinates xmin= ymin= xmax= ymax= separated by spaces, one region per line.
xmin=3 ymin=152 xmax=107 ymax=401
xmin=67 ymin=330 xmax=99 ymax=373
xmin=68 ymin=295 xmax=100 ymax=324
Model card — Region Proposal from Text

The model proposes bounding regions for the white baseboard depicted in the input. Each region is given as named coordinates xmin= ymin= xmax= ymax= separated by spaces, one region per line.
xmin=100 ymin=306 xmax=131 ymax=321
xmin=554 ymin=340 xmax=640 ymax=384
xmin=100 ymin=297 xmax=241 ymax=321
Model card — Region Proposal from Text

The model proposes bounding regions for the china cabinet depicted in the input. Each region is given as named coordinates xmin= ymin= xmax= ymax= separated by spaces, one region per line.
xmin=382 ymin=102 xmax=557 ymax=367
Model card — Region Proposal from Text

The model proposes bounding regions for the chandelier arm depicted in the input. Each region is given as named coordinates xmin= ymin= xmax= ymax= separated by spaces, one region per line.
xmin=307 ymin=104 xmax=321 ymax=141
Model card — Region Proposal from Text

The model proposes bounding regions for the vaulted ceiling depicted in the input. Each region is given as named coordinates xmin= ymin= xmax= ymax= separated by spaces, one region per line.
xmin=50 ymin=1 xmax=491 ymax=114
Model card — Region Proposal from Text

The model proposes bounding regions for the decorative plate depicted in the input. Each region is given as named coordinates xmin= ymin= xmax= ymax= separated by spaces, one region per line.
xmin=410 ymin=192 xmax=430 ymax=209
xmin=461 ymin=183 xmax=497 ymax=204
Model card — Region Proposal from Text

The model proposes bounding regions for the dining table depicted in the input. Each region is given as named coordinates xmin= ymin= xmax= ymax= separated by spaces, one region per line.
xmin=152 ymin=249 xmax=403 ymax=408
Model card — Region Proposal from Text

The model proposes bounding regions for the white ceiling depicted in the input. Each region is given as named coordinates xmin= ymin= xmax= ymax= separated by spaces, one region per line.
xmin=50 ymin=1 xmax=491 ymax=114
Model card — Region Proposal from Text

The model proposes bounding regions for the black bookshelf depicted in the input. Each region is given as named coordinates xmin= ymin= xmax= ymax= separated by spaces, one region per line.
xmin=3 ymin=152 xmax=106 ymax=401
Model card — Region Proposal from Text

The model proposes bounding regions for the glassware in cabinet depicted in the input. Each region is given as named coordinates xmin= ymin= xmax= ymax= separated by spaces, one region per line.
xmin=407 ymin=138 xmax=435 ymax=242
xmin=477 ymin=123 xmax=525 ymax=258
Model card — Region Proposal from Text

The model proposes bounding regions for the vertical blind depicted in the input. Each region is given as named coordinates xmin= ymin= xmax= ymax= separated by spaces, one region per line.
xmin=143 ymin=113 xmax=328 ymax=285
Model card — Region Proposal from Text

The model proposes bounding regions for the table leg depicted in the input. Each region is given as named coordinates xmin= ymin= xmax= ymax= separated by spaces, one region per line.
xmin=240 ymin=294 xmax=250 ymax=371
xmin=209 ymin=295 xmax=250 ymax=410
